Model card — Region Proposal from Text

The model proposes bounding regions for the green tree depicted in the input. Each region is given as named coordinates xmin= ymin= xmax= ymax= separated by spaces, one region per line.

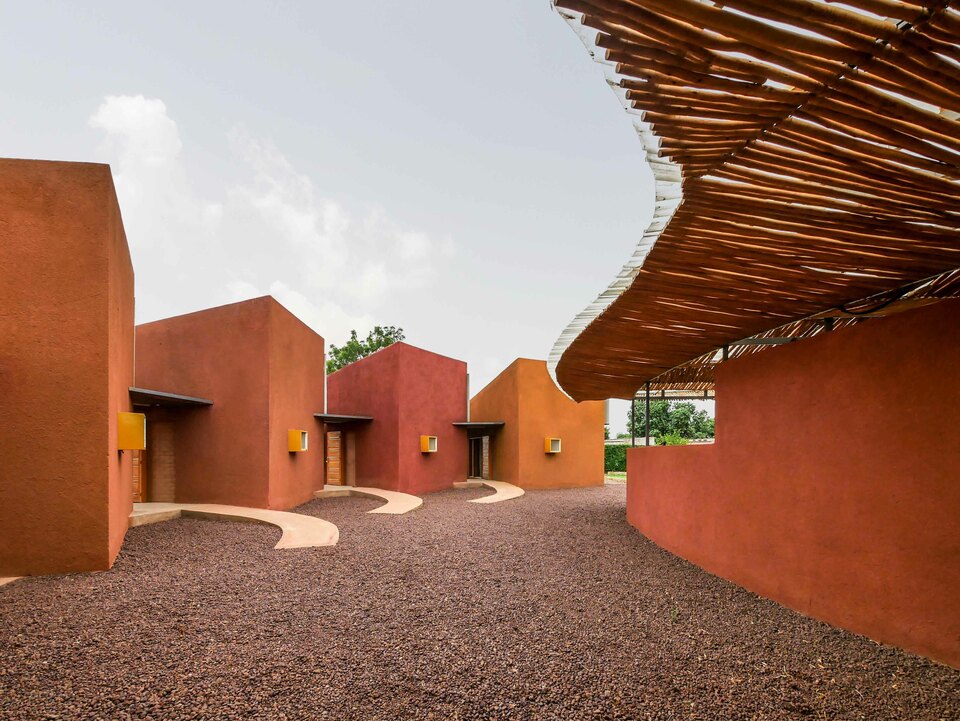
xmin=628 ymin=399 xmax=673 ymax=440
xmin=604 ymin=444 xmax=627 ymax=472
xmin=326 ymin=325 xmax=405 ymax=373
xmin=628 ymin=400 xmax=715 ymax=442
xmin=691 ymin=410 xmax=715 ymax=439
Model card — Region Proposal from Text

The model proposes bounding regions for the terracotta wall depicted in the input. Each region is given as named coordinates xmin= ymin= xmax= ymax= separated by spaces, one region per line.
xmin=326 ymin=342 xmax=468 ymax=494
xmin=470 ymin=359 xmax=604 ymax=489
xmin=136 ymin=299 xmax=271 ymax=507
xmin=325 ymin=345 xmax=401 ymax=487
xmin=135 ymin=296 xmax=325 ymax=510
xmin=107 ymin=193 xmax=136 ymax=559
xmin=397 ymin=345 xmax=468 ymax=494
xmin=0 ymin=159 xmax=134 ymax=575
xmin=627 ymin=301 xmax=960 ymax=667
xmin=266 ymin=300 xmax=327 ymax=508
xmin=145 ymin=417 xmax=177 ymax=503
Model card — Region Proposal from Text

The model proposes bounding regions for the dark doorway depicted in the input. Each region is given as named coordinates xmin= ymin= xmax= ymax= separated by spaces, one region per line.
xmin=469 ymin=437 xmax=483 ymax=478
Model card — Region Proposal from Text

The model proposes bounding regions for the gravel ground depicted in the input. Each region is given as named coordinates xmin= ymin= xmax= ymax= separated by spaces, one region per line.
xmin=1 ymin=486 xmax=958 ymax=720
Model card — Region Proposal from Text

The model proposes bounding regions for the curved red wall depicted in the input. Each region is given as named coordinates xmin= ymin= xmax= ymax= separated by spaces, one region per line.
xmin=627 ymin=301 xmax=960 ymax=667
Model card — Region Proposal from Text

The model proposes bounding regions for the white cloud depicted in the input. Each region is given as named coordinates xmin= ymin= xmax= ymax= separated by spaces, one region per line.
xmin=89 ymin=95 xmax=215 ymax=262
xmin=225 ymin=128 xmax=449 ymax=304
xmin=223 ymin=279 xmax=374 ymax=345
xmin=89 ymin=95 xmax=182 ymax=166
xmin=89 ymin=95 xmax=453 ymax=347
xmin=224 ymin=279 xmax=263 ymax=302
xmin=397 ymin=230 xmax=431 ymax=261
xmin=268 ymin=281 xmax=375 ymax=344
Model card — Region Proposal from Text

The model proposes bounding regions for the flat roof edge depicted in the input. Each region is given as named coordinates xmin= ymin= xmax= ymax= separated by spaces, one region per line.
xmin=129 ymin=387 xmax=214 ymax=406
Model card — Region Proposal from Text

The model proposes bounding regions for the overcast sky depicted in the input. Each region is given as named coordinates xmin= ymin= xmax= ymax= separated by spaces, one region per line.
xmin=1 ymin=1 xmax=656 ymax=433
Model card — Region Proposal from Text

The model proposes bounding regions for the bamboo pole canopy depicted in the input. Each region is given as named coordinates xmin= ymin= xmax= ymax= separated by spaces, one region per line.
xmin=549 ymin=0 xmax=960 ymax=401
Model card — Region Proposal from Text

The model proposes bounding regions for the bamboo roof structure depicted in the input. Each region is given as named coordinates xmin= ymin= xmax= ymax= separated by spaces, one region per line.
xmin=549 ymin=0 xmax=960 ymax=401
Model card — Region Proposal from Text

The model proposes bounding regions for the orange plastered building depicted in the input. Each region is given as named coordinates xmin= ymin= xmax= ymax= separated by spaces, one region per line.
xmin=469 ymin=359 xmax=603 ymax=489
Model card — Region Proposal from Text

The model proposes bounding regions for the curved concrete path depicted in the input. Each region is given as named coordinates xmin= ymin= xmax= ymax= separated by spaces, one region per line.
xmin=454 ymin=480 xmax=525 ymax=504
xmin=131 ymin=503 xmax=339 ymax=548
xmin=315 ymin=485 xmax=422 ymax=514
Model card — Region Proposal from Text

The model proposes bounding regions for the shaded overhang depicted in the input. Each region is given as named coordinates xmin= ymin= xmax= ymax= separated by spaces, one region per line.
xmin=549 ymin=1 xmax=960 ymax=401
xmin=640 ymin=389 xmax=715 ymax=403
xmin=129 ymin=387 xmax=213 ymax=408
xmin=314 ymin=413 xmax=374 ymax=424
xmin=453 ymin=421 xmax=506 ymax=439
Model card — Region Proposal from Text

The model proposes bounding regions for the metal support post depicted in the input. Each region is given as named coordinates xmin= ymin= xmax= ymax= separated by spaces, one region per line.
xmin=645 ymin=381 xmax=651 ymax=446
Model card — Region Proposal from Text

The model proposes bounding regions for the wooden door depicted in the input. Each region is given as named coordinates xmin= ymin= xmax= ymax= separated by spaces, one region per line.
xmin=326 ymin=431 xmax=343 ymax=485
xmin=131 ymin=449 xmax=146 ymax=502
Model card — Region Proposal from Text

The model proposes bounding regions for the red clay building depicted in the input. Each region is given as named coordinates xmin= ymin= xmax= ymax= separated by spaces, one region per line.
xmin=469 ymin=359 xmax=604 ymax=490
xmin=627 ymin=302 xmax=960 ymax=667
xmin=0 ymin=159 xmax=135 ymax=576
xmin=134 ymin=296 xmax=326 ymax=510
xmin=323 ymin=342 xmax=468 ymax=495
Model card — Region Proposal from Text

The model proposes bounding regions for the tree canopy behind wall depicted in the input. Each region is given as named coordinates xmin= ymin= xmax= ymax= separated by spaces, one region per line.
xmin=326 ymin=326 xmax=405 ymax=373
xmin=627 ymin=400 xmax=715 ymax=441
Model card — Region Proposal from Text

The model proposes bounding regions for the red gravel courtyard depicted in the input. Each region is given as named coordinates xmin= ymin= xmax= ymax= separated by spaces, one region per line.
xmin=1 ymin=486 xmax=957 ymax=720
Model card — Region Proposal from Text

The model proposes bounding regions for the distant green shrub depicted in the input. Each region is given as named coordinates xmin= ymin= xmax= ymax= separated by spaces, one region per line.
xmin=660 ymin=433 xmax=689 ymax=446
xmin=604 ymin=444 xmax=627 ymax=472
